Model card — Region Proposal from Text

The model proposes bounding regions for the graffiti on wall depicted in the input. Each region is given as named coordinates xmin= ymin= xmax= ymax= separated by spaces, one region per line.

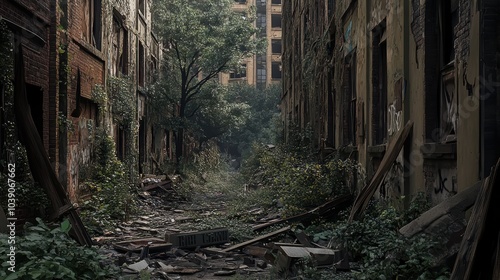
xmin=387 ymin=102 xmax=402 ymax=135
xmin=425 ymin=163 xmax=457 ymax=205
xmin=388 ymin=78 xmax=404 ymax=136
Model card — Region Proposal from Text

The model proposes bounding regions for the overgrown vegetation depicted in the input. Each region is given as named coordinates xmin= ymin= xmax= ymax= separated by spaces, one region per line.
xmin=0 ymin=218 xmax=115 ymax=279
xmin=79 ymin=127 xmax=137 ymax=233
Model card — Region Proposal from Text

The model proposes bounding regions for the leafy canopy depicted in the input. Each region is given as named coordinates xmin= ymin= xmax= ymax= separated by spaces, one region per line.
xmin=152 ymin=0 xmax=264 ymax=107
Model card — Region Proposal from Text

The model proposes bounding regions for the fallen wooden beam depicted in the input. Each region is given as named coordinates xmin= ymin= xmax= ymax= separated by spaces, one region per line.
xmin=349 ymin=120 xmax=413 ymax=222
xmin=14 ymin=46 xmax=92 ymax=246
xmin=222 ymin=226 xmax=291 ymax=252
xmin=253 ymin=194 xmax=352 ymax=232
xmin=451 ymin=158 xmax=500 ymax=280
xmin=400 ymin=181 xmax=481 ymax=238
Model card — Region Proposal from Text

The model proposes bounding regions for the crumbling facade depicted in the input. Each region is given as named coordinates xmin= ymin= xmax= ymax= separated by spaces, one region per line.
xmin=282 ymin=0 xmax=500 ymax=205
xmin=1 ymin=0 xmax=162 ymax=201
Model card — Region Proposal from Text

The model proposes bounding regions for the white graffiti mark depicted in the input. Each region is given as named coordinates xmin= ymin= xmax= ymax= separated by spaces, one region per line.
xmin=387 ymin=102 xmax=402 ymax=135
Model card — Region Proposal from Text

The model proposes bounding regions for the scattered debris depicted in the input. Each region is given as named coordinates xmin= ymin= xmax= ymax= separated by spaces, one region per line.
xmin=214 ymin=270 xmax=236 ymax=276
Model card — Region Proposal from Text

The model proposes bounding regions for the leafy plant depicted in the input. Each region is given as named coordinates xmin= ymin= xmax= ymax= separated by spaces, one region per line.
xmin=0 ymin=218 xmax=116 ymax=279
xmin=79 ymin=127 xmax=137 ymax=233
xmin=328 ymin=198 xmax=449 ymax=279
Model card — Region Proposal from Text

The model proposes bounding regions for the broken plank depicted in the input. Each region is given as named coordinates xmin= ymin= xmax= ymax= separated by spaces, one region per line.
xmin=166 ymin=228 xmax=229 ymax=249
xmin=253 ymin=194 xmax=352 ymax=232
xmin=349 ymin=120 xmax=413 ymax=222
xmin=222 ymin=226 xmax=291 ymax=252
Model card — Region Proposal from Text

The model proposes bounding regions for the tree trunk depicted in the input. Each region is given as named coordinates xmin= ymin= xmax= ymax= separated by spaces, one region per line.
xmin=175 ymin=127 xmax=184 ymax=172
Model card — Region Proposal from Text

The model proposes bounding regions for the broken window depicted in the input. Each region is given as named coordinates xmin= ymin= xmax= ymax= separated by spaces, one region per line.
xmin=372 ymin=24 xmax=387 ymax=145
xmin=112 ymin=14 xmax=128 ymax=76
xmin=271 ymin=39 xmax=282 ymax=54
xmin=82 ymin=0 xmax=102 ymax=50
xmin=343 ymin=52 xmax=356 ymax=146
xmin=138 ymin=41 xmax=145 ymax=87
xmin=437 ymin=0 xmax=458 ymax=142
xmin=271 ymin=62 xmax=281 ymax=79
xmin=271 ymin=14 xmax=282 ymax=29
xmin=229 ymin=64 xmax=247 ymax=79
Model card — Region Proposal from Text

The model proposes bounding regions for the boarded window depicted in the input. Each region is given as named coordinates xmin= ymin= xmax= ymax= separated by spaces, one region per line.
xmin=82 ymin=0 xmax=102 ymax=50
xmin=271 ymin=39 xmax=282 ymax=54
xmin=271 ymin=62 xmax=281 ymax=79
xmin=271 ymin=14 xmax=282 ymax=29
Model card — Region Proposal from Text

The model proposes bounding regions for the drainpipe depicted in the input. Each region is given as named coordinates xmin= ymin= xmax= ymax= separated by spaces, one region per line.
xmin=403 ymin=0 xmax=411 ymax=208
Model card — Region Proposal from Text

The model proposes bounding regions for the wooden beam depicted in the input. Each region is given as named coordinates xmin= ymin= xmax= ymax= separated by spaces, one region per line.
xmin=451 ymin=158 xmax=500 ymax=280
xmin=222 ymin=226 xmax=291 ymax=252
xmin=349 ymin=120 xmax=413 ymax=222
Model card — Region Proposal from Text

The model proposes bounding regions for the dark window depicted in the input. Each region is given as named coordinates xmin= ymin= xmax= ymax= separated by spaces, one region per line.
xmin=138 ymin=42 xmax=145 ymax=87
xmin=344 ymin=53 xmax=356 ymax=145
xmin=138 ymin=0 xmax=145 ymax=15
xmin=271 ymin=62 xmax=281 ymax=79
xmin=116 ymin=126 xmax=125 ymax=160
xmin=271 ymin=0 xmax=281 ymax=4
xmin=271 ymin=39 xmax=282 ymax=54
xmin=82 ymin=0 xmax=102 ymax=50
xmin=234 ymin=0 xmax=246 ymax=3
xmin=112 ymin=14 xmax=128 ymax=76
xmin=230 ymin=64 xmax=247 ymax=79
xmin=271 ymin=14 xmax=282 ymax=29
xmin=372 ymin=24 xmax=387 ymax=145
xmin=26 ymin=84 xmax=43 ymax=142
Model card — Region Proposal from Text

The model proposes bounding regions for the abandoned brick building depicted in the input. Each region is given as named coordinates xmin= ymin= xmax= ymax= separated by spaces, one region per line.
xmin=1 ymin=0 xmax=165 ymax=201
xmin=281 ymin=0 xmax=500 ymax=206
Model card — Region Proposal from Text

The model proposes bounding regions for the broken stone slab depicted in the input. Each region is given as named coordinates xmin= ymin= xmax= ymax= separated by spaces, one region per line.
xmin=127 ymin=260 xmax=153 ymax=272
xmin=166 ymin=228 xmax=229 ymax=249
xmin=275 ymin=245 xmax=342 ymax=272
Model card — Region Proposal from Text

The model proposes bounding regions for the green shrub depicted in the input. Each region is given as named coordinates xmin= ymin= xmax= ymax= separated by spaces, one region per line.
xmin=329 ymin=197 xmax=449 ymax=280
xmin=242 ymin=144 xmax=359 ymax=217
xmin=79 ymin=128 xmax=137 ymax=232
xmin=0 ymin=218 xmax=116 ymax=279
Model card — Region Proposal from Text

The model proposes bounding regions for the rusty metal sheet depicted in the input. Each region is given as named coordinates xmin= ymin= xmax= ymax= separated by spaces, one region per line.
xmin=166 ymin=228 xmax=229 ymax=249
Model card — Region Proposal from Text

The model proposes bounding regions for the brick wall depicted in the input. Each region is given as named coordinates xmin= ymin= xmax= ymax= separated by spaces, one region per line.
xmin=0 ymin=0 xmax=53 ymax=156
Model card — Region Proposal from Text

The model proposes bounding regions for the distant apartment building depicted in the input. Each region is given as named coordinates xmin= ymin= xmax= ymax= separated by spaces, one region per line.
xmin=220 ymin=0 xmax=282 ymax=88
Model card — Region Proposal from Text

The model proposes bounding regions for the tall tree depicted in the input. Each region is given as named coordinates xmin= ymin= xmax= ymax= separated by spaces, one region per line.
xmin=152 ymin=0 xmax=263 ymax=168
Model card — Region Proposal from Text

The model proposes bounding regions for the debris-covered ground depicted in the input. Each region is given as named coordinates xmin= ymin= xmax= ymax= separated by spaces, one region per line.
xmin=93 ymin=175 xmax=281 ymax=279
